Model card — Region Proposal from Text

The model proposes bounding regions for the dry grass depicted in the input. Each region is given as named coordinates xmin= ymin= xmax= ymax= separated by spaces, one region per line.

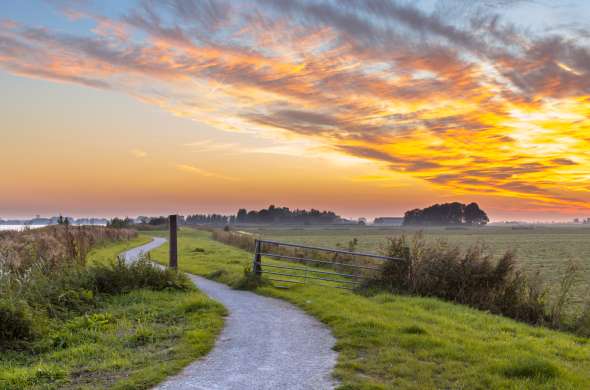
xmin=374 ymin=234 xmax=547 ymax=324
xmin=0 ymin=225 xmax=137 ymax=273
xmin=0 ymin=226 xmax=138 ymax=347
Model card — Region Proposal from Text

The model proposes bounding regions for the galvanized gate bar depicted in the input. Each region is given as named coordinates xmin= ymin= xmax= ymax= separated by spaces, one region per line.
xmin=312 ymin=282 xmax=354 ymax=290
xmin=268 ymin=277 xmax=355 ymax=290
xmin=266 ymin=277 xmax=306 ymax=285
xmin=262 ymin=262 xmax=368 ymax=279
xmin=259 ymin=252 xmax=382 ymax=271
xmin=258 ymin=239 xmax=401 ymax=262
xmin=261 ymin=270 xmax=361 ymax=285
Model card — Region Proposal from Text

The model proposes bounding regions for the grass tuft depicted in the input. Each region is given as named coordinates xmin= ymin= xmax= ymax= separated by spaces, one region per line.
xmin=400 ymin=325 xmax=427 ymax=335
xmin=232 ymin=265 xmax=271 ymax=290
xmin=500 ymin=357 xmax=559 ymax=381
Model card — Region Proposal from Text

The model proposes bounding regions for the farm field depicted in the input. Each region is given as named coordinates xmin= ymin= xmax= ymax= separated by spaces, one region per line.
xmin=242 ymin=225 xmax=590 ymax=303
xmin=147 ymin=229 xmax=590 ymax=390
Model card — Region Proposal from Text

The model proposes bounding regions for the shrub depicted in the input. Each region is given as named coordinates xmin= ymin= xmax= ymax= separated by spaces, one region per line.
xmin=0 ymin=298 xmax=36 ymax=346
xmin=548 ymin=260 xmax=579 ymax=328
xmin=27 ymin=268 xmax=97 ymax=319
xmin=574 ymin=304 xmax=590 ymax=337
xmin=233 ymin=264 xmax=271 ymax=290
xmin=87 ymin=255 xmax=193 ymax=295
xmin=372 ymin=234 xmax=548 ymax=325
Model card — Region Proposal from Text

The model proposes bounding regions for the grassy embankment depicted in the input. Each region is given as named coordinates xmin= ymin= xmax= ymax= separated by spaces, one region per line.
xmin=148 ymin=229 xmax=590 ymax=390
xmin=0 ymin=232 xmax=225 ymax=390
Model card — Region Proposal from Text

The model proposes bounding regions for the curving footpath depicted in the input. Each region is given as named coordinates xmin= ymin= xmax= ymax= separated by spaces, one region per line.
xmin=122 ymin=238 xmax=338 ymax=390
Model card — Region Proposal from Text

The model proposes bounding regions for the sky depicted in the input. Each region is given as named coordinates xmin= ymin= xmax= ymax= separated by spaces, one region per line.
xmin=1 ymin=0 xmax=589 ymax=221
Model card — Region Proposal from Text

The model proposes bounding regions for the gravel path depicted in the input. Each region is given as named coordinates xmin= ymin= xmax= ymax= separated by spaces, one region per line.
xmin=122 ymin=236 xmax=168 ymax=263
xmin=122 ymin=238 xmax=339 ymax=390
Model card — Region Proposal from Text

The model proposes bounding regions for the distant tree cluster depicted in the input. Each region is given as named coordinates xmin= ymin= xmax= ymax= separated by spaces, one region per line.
xmin=185 ymin=214 xmax=235 ymax=225
xmin=107 ymin=217 xmax=133 ymax=228
xmin=403 ymin=202 xmax=489 ymax=226
xmin=147 ymin=216 xmax=168 ymax=226
xmin=56 ymin=215 xmax=70 ymax=226
xmin=236 ymin=205 xmax=340 ymax=224
xmin=129 ymin=216 xmax=169 ymax=226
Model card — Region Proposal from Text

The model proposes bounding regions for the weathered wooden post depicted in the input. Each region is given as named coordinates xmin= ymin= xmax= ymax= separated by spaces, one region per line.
xmin=253 ymin=239 xmax=262 ymax=277
xmin=169 ymin=214 xmax=178 ymax=269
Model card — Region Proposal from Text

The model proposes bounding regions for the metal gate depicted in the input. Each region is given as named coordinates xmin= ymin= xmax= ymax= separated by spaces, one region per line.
xmin=252 ymin=239 xmax=400 ymax=290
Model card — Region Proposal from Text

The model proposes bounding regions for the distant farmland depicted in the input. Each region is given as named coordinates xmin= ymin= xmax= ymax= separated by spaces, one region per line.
xmin=242 ymin=224 xmax=590 ymax=304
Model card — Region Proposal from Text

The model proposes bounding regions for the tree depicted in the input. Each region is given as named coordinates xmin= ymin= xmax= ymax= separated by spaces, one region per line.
xmin=185 ymin=213 xmax=230 ymax=225
xmin=403 ymin=202 xmax=489 ymax=226
xmin=108 ymin=217 xmax=133 ymax=228
xmin=463 ymin=203 xmax=489 ymax=225
xmin=137 ymin=216 xmax=150 ymax=224
xmin=148 ymin=216 xmax=167 ymax=226
xmin=236 ymin=209 xmax=248 ymax=223
xmin=446 ymin=202 xmax=465 ymax=225
xmin=57 ymin=215 xmax=70 ymax=226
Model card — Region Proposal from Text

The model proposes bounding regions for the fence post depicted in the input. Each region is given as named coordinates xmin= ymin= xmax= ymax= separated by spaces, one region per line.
xmin=253 ymin=239 xmax=262 ymax=277
xmin=169 ymin=215 xmax=178 ymax=269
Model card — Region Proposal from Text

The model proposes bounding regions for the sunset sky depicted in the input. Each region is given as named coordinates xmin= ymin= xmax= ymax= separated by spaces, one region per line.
xmin=1 ymin=0 xmax=590 ymax=220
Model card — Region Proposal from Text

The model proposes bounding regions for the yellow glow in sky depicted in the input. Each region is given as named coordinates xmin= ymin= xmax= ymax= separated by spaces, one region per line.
xmin=1 ymin=1 xmax=590 ymax=220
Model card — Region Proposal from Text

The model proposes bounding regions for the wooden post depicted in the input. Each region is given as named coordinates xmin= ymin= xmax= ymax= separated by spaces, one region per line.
xmin=169 ymin=214 xmax=178 ymax=269
xmin=253 ymin=239 xmax=262 ymax=277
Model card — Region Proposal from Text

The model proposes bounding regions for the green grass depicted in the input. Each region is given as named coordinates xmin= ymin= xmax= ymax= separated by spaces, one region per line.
xmin=0 ymin=236 xmax=226 ymax=390
xmin=86 ymin=235 xmax=153 ymax=265
xmin=148 ymin=228 xmax=590 ymax=389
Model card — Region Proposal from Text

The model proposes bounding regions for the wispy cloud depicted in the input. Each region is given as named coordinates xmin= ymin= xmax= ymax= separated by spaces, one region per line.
xmin=175 ymin=164 xmax=240 ymax=181
xmin=0 ymin=0 xmax=589 ymax=212
xmin=184 ymin=140 xmax=239 ymax=153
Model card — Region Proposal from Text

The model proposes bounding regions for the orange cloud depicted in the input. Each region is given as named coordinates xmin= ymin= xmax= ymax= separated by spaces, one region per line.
xmin=1 ymin=0 xmax=589 ymax=215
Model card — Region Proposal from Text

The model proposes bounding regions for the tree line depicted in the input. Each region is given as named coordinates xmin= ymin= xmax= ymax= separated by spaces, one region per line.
xmin=185 ymin=214 xmax=235 ymax=225
xmin=236 ymin=205 xmax=340 ymax=224
xmin=106 ymin=202 xmax=488 ymax=228
xmin=403 ymin=202 xmax=489 ymax=226
xmin=107 ymin=206 xmax=342 ymax=228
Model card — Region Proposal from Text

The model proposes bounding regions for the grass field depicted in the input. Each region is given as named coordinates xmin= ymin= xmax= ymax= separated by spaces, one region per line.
xmin=242 ymin=225 xmax=590 ymax=302
xmin=0 ymin=235 xmax=226 ymax=390
xmin=148 ymin=229 xmax=590 ymax=390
